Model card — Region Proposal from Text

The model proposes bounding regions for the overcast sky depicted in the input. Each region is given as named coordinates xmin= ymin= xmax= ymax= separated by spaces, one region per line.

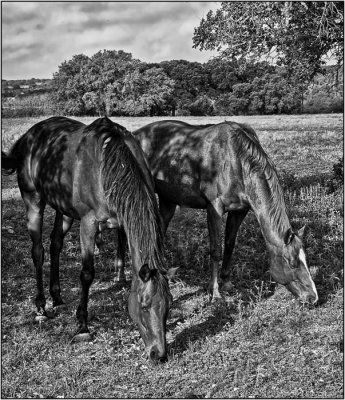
xmin=2 ymin=1 xmax=220 ymax=80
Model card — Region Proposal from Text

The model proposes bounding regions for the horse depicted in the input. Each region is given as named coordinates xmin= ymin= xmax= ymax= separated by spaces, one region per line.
xmin=1 ymin=116 xmax=176 ymax=363
xmin=122 ymin=119 xmax=318 ymax=304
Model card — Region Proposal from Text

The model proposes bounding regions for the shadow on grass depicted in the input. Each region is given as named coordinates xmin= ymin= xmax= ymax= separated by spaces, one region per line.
xmin=2 ymin=181 xmax=343 ymax=354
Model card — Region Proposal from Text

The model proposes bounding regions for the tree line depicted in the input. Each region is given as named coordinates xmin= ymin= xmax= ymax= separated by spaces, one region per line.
xmin=2 ymin=49 xmax=343 ymax=118
xmin=48 ymin=49 xmax=342 ymax=117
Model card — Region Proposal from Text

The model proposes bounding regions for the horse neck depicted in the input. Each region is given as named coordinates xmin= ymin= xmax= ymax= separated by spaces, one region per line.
xmin=246 ymin=172 xmax=291 ymax=250
xmin=125 ymin=208 xmax=164 ymax=276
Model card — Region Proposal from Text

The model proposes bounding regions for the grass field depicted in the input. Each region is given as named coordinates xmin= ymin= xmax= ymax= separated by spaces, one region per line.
xmin=1 ymin=114 xmax=343 ymax=398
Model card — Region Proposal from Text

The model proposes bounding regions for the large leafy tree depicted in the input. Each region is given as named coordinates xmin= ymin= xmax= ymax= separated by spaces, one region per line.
xmin=52 ymin=54 xmax=90 ymax=114
xmin=118 ymin=67 xmax=175 ymax=116
xmin=193 ymin=2 xmax=343 ymax=83
xmin=159 ymin=60 xmax=210 ymax=114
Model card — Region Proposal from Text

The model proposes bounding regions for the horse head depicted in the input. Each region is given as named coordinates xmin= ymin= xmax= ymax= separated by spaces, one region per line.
xmin=269 ymin=226 xmax=318 ymax=304
xmin=128 ymin=264 xmax=176 ymax=363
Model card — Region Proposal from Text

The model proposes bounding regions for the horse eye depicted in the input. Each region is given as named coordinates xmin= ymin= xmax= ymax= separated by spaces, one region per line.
xmin=290 ymin=259 xmax=299 ymax=269
xmin=142 ymin=306 xmax=149 ymax=312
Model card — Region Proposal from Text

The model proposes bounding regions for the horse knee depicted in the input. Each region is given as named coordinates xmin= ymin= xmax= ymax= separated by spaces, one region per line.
xmin=50 ymin=235 xmax=63 ymax=253
xmin=210 ymin=248 xmax=222 ymax=263
xmin=80 ymin=268 xmax=95 ymax=286
xmin=32 ymin=242 xmax=44 ymax=265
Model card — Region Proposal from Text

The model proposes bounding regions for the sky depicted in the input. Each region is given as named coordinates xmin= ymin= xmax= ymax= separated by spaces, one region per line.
xmin=2 ymin=1 xmax=220 ymax=80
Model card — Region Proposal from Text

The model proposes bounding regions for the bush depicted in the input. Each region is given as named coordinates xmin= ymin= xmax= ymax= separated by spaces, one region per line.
xmin=1 ymin=94 xmax=54 ymax=118
xmin=189 ymin=95 xmax=215 ymax=116
xmin=327 ymin=157 xmax=344 ymax=193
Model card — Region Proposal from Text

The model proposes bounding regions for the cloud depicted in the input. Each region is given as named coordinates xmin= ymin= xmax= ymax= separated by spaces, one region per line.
xmin=2 ymin=2 xmax=219 ymax=79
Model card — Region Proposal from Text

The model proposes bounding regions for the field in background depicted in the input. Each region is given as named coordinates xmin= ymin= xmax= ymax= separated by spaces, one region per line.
xmin=1 ymin=114 xmax=343 ymax=398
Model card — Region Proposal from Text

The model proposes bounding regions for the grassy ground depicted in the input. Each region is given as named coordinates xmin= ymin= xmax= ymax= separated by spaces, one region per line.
xmin=1 ymin=114 xmax=343 ymax=398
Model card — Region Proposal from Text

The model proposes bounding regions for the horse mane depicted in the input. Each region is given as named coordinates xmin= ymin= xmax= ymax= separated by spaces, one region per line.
xmin=98 ymin=118 xmax=168 ymax=284
xmin=232 ymin=123 xmax=289 ymax=234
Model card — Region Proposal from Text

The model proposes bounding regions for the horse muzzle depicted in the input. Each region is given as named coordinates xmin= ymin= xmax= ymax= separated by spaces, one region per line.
xmin=148 ymin=345 xmax=168 ymax=364
xmin=286 ymin=281 xmax=318 ymax=305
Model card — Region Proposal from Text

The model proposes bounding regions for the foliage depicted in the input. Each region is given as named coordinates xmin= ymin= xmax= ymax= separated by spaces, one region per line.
xmin=1 ymin=94 xmax=54 ymax=118
xmin=188 ymin=95 xmax=215 ymax=116
xmin=3 ymin=56 xmax=343 ymax=117
xmin=193 ymin=1 xmax=344 ymax=84
xmin=332 ymin=157 xmax=344 ymax=183
xmin=304 ymin=68 xmax=344 ymax=113
xmin=51 ymin=50 xmax=174 ymax=117
xmin=117 ymin=67 xmax=175 ymax=116
xmin=326 ymin=157 xmax=344 ymax=193
xmin=159 ymin=59 xmax=210 ymax=115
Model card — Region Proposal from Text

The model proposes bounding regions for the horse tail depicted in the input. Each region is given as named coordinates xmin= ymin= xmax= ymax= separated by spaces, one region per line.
xmin=1 ymin=151 xmax=18 ymax=174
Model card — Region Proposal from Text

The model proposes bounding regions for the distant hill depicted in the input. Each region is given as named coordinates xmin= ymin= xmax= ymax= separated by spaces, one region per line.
xmin=1 ymin=78 xmax=52 ymax=98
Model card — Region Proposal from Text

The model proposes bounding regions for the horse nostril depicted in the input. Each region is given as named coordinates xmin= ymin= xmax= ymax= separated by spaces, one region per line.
xmin=305 ymin=293 xmax=318 ymax=306
xmin=150 ymin=349 xmax=157 ymax=360
xmin=149 ymin=348 xmax=167 ymax=363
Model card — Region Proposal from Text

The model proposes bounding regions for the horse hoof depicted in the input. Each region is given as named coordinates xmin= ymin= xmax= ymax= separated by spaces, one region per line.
xmin=210 ymin=295 xmax=223 ymax=303
xmin=71 ymin=332 xmax=93 ymax=343
xmin=45 ymin=308 xmax=56 ymax=319
xmin=35 ymin=314 xmax=49 ymax=323
xmin=53 ymin=302 xmax=67 ymax=312
xmin=222 ymin=281 xmax=234 ymax=292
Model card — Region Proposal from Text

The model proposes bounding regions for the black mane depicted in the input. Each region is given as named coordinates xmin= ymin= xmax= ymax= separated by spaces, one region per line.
xmin=233 ymin=123 xmax=289 ymax=234
xmin=100 ymin=119 xmax=167 ymax=277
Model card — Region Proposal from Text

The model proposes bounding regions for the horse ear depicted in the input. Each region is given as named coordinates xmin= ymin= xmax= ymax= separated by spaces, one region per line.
xmin=139 ymin=264 xmax=156 ymax=282
xmin=296 ymin=225 xmax=306 ymax=239
xmin=166 ymin=267 xmax=179 ymax=281
xmin=284 ymin=228 xmax=295 ymax=245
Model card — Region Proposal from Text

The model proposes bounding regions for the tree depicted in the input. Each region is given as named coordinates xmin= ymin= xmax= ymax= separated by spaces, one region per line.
xmin=80 ymin=50 xmax=139 ymax=115
xmin=227 ymin=83 xmax=252 ymax=115
xmin=52 ymin=54 xmax=90 ymax=114
xmin=189 ymin=95 xmax=215 ymax=116
xmin=159 ymin=60 xmax=210 ymax=114
xmin=52 ymin=50 xmax=139 ymax=115
xmin=193 ymin=2 xmax=343 ymax=83
xmin=116 ymin=67 xmax=175 ymax=116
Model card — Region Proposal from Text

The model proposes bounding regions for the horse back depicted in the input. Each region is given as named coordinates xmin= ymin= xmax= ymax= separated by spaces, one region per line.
xmin=133 ymin=120 xmax=258 ymax=210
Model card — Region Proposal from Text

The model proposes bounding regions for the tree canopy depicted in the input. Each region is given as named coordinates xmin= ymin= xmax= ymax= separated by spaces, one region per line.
xmin=45 ymin=47 xmax=342 ymax=118
xmin=52 ymin=50 xmax=174 ymax=116
xmin=193 ymin=2 xmax=343 ymax=82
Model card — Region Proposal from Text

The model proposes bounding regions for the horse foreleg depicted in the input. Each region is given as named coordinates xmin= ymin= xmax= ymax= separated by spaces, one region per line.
xmin=23 ymin=192 xmax=47 ymax=320
xmin=207 ymin=204 xmax=223 ymax=301
xmin=220 ymin=209 xmax=248 ymax=291
xmin=114 ymin=227 xmax=126 ymax=283
xmin=49 ymin=213 xmax=73 ymax=307
xmin=74 ymin=213 xmax=97 ymax=341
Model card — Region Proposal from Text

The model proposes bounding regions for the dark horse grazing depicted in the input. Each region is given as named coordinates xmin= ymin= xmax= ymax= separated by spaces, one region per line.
xmin=125 ymin=120 xmax=317 ymax=304
xmin=2 ymin=116 xmax=175 ymax=363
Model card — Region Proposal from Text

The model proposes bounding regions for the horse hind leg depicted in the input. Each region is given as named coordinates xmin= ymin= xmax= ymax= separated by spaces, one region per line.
xmin=49 ymin=212 xmax=74 ymax=307
xmin=22 ymin=191 xmax=47 ymax=320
